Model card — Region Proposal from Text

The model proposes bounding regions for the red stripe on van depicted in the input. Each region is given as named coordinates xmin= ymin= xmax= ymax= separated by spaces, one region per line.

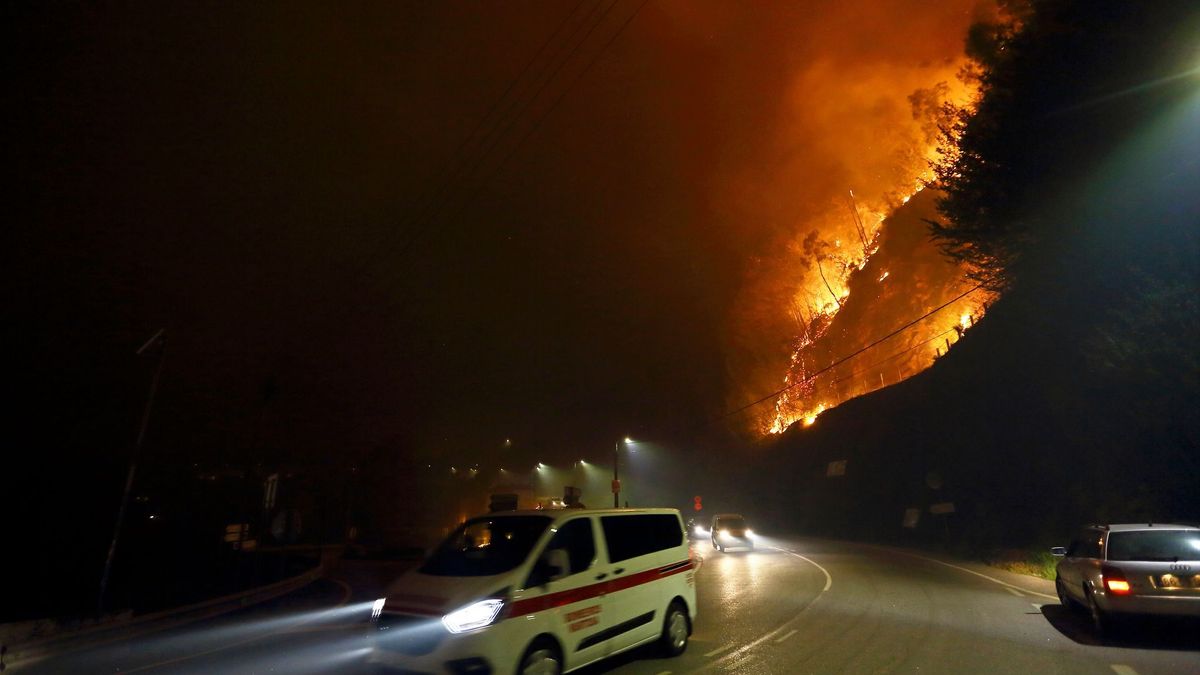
xmin=382 ymin=604 xmax=444 ymax=617
xmin=509 ymin=560 xmax=693 ymax=616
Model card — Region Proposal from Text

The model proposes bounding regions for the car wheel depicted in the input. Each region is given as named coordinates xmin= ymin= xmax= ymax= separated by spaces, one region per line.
xmin=1055 ymin=577 xmax=1075 ymax=610
xmin=659 ymin=600 xmax=690 ymax=657
xmin=1085 ymin=587 xmax=1112 ymax=637
xmin=518 ymin=638 xmax=562 ymax=675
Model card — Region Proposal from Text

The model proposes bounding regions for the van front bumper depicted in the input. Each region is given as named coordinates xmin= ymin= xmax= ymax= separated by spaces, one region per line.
xmin=366 ymin=613 xmax=522 ymax=674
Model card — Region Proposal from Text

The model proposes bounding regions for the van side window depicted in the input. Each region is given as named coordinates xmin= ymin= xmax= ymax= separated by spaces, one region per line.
xmin=601 ymin=514 xmax=683 ymax=563
xmin=545 ymin=518 xmax=596 ymax=576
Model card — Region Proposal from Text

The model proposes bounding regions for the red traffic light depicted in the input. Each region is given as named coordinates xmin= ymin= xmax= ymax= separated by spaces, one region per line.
xmin=693 ymin=495 xmax=702 ymax=511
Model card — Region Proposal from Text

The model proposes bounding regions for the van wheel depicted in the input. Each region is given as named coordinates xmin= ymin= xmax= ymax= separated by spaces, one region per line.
xmin=518 ymin=638 xmax=562 ymax=675
xmin=659 ymin=601 xmax=690 ymax=657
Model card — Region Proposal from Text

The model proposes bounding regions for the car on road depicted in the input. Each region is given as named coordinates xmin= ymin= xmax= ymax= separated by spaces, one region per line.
xmin=368 ymin=508 xmax=696 ymax=674
xmin=686 ymin=517 xmax=709 ymax=540
xmin=1052 ymin=523 xmax=1200 ymax=634
xmin=710 ymin=513 xmax=754 ymax=552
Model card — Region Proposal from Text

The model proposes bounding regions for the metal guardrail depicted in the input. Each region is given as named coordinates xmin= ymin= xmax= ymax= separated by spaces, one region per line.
xmin=3 ymin=547 xmax=341 ymax=671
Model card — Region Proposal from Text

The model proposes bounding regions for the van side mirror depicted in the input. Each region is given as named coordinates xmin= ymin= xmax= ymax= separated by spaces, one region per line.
xmin=1050 ymin=546 xmax=1066 ymax=557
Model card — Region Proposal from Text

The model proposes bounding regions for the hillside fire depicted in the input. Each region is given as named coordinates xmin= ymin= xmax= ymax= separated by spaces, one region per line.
xmin=764 ymin=186 xmax=995 ymax=435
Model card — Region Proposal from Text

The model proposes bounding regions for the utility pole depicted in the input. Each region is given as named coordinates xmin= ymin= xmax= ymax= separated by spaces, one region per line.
xmin=99 ymin=329 xmax=166 ymax=615
xmin=612 ymin=441 xmax=620 ymax=509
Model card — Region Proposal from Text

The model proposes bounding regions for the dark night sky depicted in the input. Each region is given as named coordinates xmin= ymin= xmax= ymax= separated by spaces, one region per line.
xmin=9 ymin=1 xmax=986 ymax=472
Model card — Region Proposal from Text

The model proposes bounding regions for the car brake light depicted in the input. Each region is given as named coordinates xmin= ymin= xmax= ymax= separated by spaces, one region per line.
xmin=1101 ymin=565 xmax=1131 ymax=595
xmin=1106 ymin=579 xmax=1131 ymax=594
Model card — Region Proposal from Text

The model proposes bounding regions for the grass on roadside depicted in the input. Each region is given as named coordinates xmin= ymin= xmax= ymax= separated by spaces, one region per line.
xmin=984 ymin=548 xmax=1058 ymax=580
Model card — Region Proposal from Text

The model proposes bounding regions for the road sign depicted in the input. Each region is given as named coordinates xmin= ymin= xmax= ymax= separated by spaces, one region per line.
xmin=223 ymin=523 xmax=249 ymax=543
xmin=611 ymin=479 xmax=621 ymax=494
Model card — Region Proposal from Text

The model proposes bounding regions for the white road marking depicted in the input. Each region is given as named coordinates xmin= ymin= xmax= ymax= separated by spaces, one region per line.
xmin=1031 ymin=603 xmax=1044 ymax=609
xmin=884 ymin=549 xmax=1058 ymax=600
xmin=1004 ymin=586 xmax=1024 ymax=597
xmin=704 ymin=644 xmax=736 ymax=658
xmin=774 ymin=629 xmax=798 ymax=644
xmin=1110 ymin=665 xmax=1139 ymax=675
xmin=690 ymin=548 xmax=832 ymax=672
xmin=774 ymin=548 xmax=833 ymax=592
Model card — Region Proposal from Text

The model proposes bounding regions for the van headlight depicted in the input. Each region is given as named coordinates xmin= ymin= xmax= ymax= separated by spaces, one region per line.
xmin=745 ymin=529 xmax=755 ymax=538
xmin=442 ymin=598 xmax=505 ymax=634
xmin=371 ymin=598 xmax=386 ymax=621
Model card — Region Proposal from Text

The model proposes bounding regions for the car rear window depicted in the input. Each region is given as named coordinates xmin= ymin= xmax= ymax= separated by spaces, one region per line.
xmin=1106 ymin=530 xmax=1200 ymax=562
xmin=601 ymin=514 xmax=683 ymax=563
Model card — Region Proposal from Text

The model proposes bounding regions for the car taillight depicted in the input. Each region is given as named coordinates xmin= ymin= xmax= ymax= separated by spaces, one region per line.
xmin=1101 ymin=565 xmax=1131 ymax=595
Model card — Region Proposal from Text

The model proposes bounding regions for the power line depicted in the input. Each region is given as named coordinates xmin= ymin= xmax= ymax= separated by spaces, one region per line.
xmin=712 ymin=284 xmax=985 ymax=424
xmin=275 ymin=0 xmax=644 ymax=363
xmin=374 ymin=0 xmax=628 ymax=266
xmin=355 ymin=0 xmax=651 ymax=302
xmin=826 ymin=325 xmax=960 ymax=387
xmin=339 ymin=0 xmax=605 ymax=283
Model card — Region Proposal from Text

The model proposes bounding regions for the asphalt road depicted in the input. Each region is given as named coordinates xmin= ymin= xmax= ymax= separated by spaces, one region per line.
xmin=21 ymin=537 xmax=1200 ymax=674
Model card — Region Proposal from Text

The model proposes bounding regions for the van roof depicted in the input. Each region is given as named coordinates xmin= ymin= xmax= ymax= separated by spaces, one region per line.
xmin=1102 ymin=523 xmax=1200 ymax=532
xmin=476 ymin=507 xmax=681 ymax=520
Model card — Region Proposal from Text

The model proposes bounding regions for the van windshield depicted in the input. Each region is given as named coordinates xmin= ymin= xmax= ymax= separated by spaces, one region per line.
xmin=420 ymin=515 xmax=552 ymax=577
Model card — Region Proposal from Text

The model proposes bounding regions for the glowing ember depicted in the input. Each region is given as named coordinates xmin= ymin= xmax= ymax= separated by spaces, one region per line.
xmin=803 ymin=403 xmax=827 ymax=427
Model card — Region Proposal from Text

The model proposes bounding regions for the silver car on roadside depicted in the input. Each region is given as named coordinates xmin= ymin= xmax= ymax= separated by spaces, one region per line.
xmin=1052 ymin=523 xmax=1200 ymax=634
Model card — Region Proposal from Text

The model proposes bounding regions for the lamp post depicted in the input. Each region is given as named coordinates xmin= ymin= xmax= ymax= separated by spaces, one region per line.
xmin=612 ymin=442 xmax=619 ymax=508
xmin=612 ymin=437 xmax=632 ymax=508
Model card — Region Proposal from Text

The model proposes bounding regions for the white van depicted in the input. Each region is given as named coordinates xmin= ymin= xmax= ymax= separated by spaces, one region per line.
xmin=367 ymin=508 xmax=697 ymax=674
